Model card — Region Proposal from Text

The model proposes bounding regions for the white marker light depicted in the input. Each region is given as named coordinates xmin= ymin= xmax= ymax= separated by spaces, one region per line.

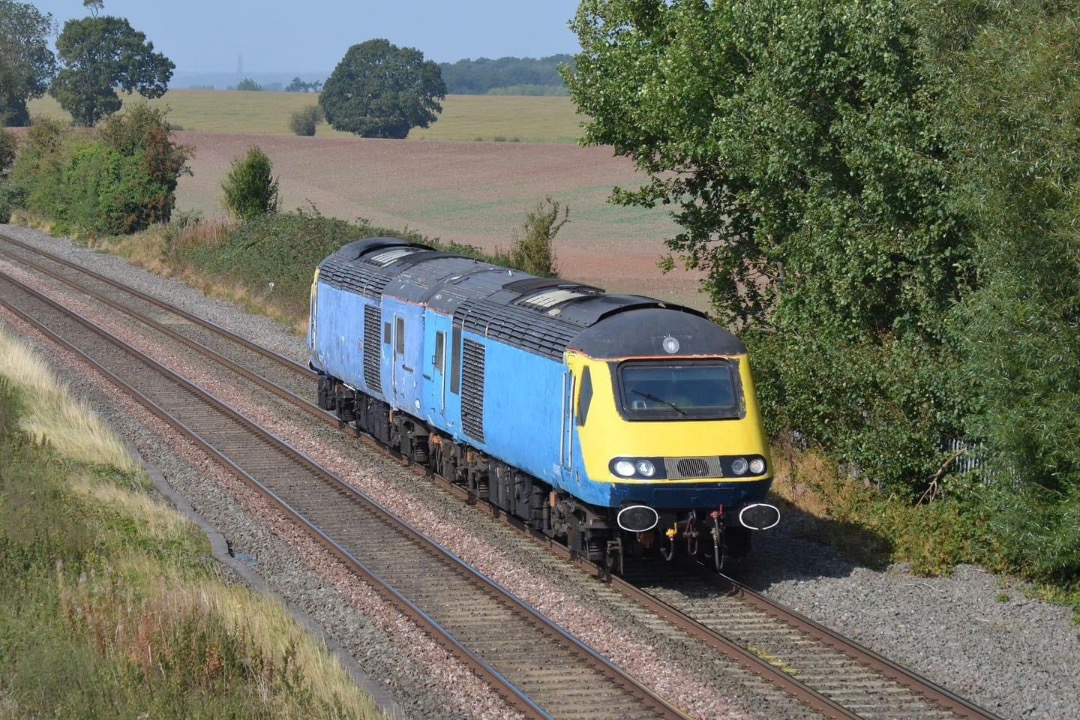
xmin=636 ymin=460 xmax=656 ymax=477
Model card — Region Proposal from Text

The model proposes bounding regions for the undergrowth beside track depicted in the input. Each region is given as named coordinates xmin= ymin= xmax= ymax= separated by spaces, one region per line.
xmin=0 ymin=326 xmax=385 ymax=718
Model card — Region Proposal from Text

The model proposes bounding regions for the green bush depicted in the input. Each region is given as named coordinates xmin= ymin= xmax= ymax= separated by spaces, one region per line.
xmin=59 ymin=143 xmax=165 ymax=235
xmin=221 ymin=146 xmax=280 ymax=221
xmin=4 ymin=107 xmax=190 ymax=234
xmin=289 ymin=105 xmax=323 ymax=136
xmin=0 ymin=126 xmax=20 ymax=222
xmin=493 ymin=195 xmax=566 ymax=278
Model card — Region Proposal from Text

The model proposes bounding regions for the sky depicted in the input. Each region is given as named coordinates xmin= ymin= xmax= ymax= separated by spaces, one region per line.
xmin=29 ymin=0 xmax=584 ymax=75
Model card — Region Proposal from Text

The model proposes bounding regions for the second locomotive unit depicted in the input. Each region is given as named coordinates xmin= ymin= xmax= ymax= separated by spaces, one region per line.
xmin=308 ymin=237 xmax=779 ymax=571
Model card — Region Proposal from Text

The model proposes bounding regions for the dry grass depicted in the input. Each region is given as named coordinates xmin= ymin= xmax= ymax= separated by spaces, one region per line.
xmin=0 ymin=326 xmax=137 ymax=471
xmin=28 ymin=91 xmax=583 ymax=143
xmin=98 ymin=220 xmax=306 ymax=332
xmin=0 ymin=322 xmax=383 ymax=717
xmin=57 ymin=559 xmax=383 ymax=719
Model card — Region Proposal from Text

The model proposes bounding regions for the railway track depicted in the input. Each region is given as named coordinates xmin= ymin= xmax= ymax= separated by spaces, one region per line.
xmin=0 ymin=233 xmax=1004 ymax=720
xmin=0 ymin=267 xmax=686 ymax=720
xmin=619 ymin=565 xmax=1002 ymax=720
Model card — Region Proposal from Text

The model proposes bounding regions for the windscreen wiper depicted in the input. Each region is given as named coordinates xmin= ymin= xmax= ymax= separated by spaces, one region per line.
xmin=630 ymin=389 xmax=687 ymax=416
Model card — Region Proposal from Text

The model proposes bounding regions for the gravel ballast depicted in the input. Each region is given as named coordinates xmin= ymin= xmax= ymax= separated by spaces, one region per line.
xmin=2 ymin=224 xmax=1077 ymax=720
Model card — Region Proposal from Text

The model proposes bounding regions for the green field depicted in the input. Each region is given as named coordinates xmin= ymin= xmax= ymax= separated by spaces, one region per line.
xmin=27 ymin=90 xmax=585 ymax=143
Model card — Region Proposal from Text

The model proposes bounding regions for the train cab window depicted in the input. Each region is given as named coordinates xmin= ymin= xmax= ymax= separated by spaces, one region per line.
xmin=576 ymin=367 xmax=592 ymax=426
xmin=383 ymin=322 xmax=391 ymax=344
xmin=616 ymin=360 xmax=743 ymax=421
xmin=394 ymin=316 xmax=405 ymax=355
xmin=434 ymin=331 xmax=446 ymax=372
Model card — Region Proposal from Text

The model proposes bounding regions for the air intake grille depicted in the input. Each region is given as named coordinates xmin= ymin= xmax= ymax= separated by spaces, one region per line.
xmin=319 ymin=258 xmax=392 ymax=299
xmin=665 ymin=456 xmax=723 ymax=480
xmin=461 ymin=339 xmax=486 ymax=442
xmin=363 ymin=305 xmax=382 ymax=394
xmin=458 ymin=299 xmax=578 ymax=361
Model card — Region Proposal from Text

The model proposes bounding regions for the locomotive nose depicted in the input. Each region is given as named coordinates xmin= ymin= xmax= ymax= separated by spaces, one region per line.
xmin=617 ymin=504 xmax=659 ymax=532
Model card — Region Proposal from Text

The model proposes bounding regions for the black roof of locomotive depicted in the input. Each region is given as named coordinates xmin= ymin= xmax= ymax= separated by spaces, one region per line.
xmin=317 ymin=237 xmax=747 ymax=361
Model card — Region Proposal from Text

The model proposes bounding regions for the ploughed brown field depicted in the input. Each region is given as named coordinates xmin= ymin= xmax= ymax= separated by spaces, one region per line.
xmin=174 ymin=132 xmax=709 ymax=311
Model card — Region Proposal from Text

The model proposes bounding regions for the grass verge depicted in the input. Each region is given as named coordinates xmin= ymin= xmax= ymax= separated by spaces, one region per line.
xmin=0 ymin=326 xmax=384 ymax=719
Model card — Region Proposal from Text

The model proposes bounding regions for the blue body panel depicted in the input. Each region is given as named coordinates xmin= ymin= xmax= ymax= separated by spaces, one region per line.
xmin=309 ymin=284 xmax=383 ymax=399
xmin=464 ymin=332 xmax=567 ymax=486
xmin=382 ymin=297 xmax=426 ymax=414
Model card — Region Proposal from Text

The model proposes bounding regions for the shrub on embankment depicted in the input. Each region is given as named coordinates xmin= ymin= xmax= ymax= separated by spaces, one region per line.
xmin=2 ymin=102 xmax=190 ymax=236
xmin=0 ymin=327 xmax=384 ymax=718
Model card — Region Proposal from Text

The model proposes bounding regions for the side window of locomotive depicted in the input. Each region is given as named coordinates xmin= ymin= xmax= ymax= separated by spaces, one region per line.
xmin=383 ymin=322 xmax=391 ymax=344
xmin=394 ymin=316 xmax=405 ymax=355
xmin=450 ymin=324 xmax=463 ymax=395
xmin=576 ymin=367 xmax=592 ymax=426
xmin=434 ymin=331 xmax=446 ymax=372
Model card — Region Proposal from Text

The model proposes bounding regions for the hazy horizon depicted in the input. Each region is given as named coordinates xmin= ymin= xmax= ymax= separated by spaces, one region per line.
xmin=28 ymin=1 xmax=583 ymax=75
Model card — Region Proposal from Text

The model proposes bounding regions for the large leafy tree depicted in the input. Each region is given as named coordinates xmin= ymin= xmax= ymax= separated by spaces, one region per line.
xmin=320 ymin=39 xmax=445 ymax=139
xmin=49 ymin=13 xmax=173 ymax=127
xmin=0 ymin=1 xmax=57 ymax=126
xmin=564 ymin=0 xmax=971 ymax=493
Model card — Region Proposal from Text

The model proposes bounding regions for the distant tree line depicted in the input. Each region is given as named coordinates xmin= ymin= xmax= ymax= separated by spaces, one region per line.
xmin=281 ymin=55 xmax=571 ymax=97
xmin=285 ymin=77 xmax=323 ymax=93
xmin=438 ymin=55 xmax=571 ymax=95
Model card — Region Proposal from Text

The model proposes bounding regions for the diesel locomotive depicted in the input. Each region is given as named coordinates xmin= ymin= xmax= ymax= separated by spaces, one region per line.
xmin=308 ymin=237 xmax=780 ymax=572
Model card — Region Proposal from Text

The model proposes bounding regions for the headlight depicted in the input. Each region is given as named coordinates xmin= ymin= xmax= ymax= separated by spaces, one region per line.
xmin=731 ymin=457 xmax=749 ymax=475
xmin=636 ymin=460 xmax=656 ymax=477
xmin=614 ymin=460 xmax=636 ymax=477
xmin=749 ymin=458 xmax=766 ymax=475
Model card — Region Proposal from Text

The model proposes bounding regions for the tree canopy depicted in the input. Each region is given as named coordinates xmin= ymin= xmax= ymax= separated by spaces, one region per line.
xmin=0 ymin=1 xmax=57 ymax=126
xmin=565 ymin=0 xmax=1080 ymax=584
xmin=320 ymin=39 xmax=446 ymax=139
xmin=49 ymin=14 xmax=173 ymax=127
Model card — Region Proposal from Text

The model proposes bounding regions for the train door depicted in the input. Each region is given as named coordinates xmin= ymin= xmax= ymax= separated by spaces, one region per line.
xmin=391 ymin=314 xmax=409 ymax=409
xmin=422 ymin=313 xmax=449 ymax=418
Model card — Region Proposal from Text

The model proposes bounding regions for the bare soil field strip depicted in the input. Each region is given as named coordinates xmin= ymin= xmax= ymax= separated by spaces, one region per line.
xmin=171 ymin=131 xmax=706 ymax=310
xmin=25 ymin=90 xmax=708 ymax=311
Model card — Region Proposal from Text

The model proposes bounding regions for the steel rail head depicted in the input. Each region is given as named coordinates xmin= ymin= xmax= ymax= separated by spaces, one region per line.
xmin=0 ymin=232 xmax=312 ymax=376
xmin=714 ymin=572 xmax=1006 ymax=720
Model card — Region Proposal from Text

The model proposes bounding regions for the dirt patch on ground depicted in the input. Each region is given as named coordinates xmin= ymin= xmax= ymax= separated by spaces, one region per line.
xmin=175 ymin=132 xmax=708 ymax=310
